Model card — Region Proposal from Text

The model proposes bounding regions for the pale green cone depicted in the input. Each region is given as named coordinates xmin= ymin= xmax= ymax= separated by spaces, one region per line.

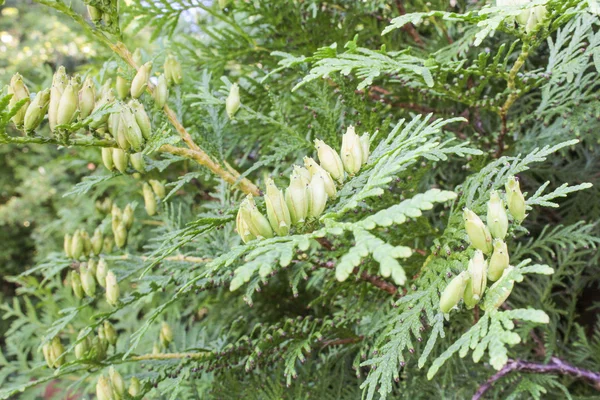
xmin=116 ymin=71 xmax=130 ymax=100
xmin=483 ymin=266 xmax=515 ymax=310
xmin=340 ymin=125 xmax=363 ymax=175
xmin=294 ymin=165 xmax=311 ymax=185
xmin=96 ymin=376 xmax=114 ymax=400
xmin=488 ymin=239 xmax=509 ymax=282
xmin=9 ymin=73 xmax=31 ymax=126
xmin=240 ymin=195 xmax=273 ymax=239
xmin=42 ymin=342 xmax=54 ymax=368
xmin=103 ymin=236 xmax=114 ymax=253
xmin=115 ymin=222 xmax=128 ymax=248
xmin=226 ymin=83 xmax=241 ymax=118
xmin=132 ymin=48 xmax=143 ymax=66
xmin=71 ymin=271 xmax=84 ymax=299
xmin=463 ymin=250 xmax=488 ymax=309
xmin=24 ymin=88 xmax=50 ymax=131
xmin=285 ymin=169 xmax=309 ymax=225
xmin=143 ymin=183 xmax=157 ymax=216
xmin=71 ymin=230 xmax=84 ymax=259
xmin=236 ymin=206 xmax=256 ymax=243
xmin=505 ymin=176 xmax=526 ymax=223
xmin=122 ymin=204 xmax=134 ymax=230
xmin=487 ymin=191 xmax=508 ymax=239
xmin=78 ymin=76 xmax=96 ymax=119
xmin=80 ymin=230 xmax=92 ymax=257
xmin=102 ymin=147 xmax=115 ymax=171
xmin=130 ymin=152 xmax=146 ymax=173
xmin=111 ymin=205 xmax=122 ymax=235
xmin=264 ymin=178 xmax=292 ymax=236
xmin=105 ymin=270 xmax=120 ymax=306
xmin=80 ymin=264 xmax=96 ymax=297
xmin=307 ymin=172 xmax=328 ymax=218
xmin=109 ymin=366 xmax=125 ymax=397
xmin=128 ymin=377 xmax=141 ymax=396
xmin=164 ymin=55 xmax=183 ymax=85
xmin=87 ymin=5 xmax=102 ymax=22
xmin=463 ymin=208 xmax=493 ymax=254
xmin=439 ymin=271 xmax=469 ymax=313
xmin=88 ymin=258 xmax=97 ymax=275
xmin=103 ymin=320 xmax=117 ymax=346
xmin=154 ymin=74 xmax=168 ymax=108
xmin=48 ymin=66 xmax=67 ymax=132
xmin=91 ymin=227 xmax=104 ymax=256
xmin=64 ymin=233 xmax=73 ymax=258
xmin=96 ymin=258 xmax=108 ymax=287
xmin=131 ymin=62 xmax=152 ymax=99
xmin=56 ymin=77 xmax=79 ymax=126
xmin=49 ymin=337 xmax=65 ymax=368
xmin=128 ymin=99 xmax=151 ymax=139
xmin=149 ymin=179 xmax=166 ymax=199
xmin=112 ymin=148 xmax=129 ymax=174
xmin=120 ymin=106 xmax=144 ymax=152
xmin=159 ymin=321 xmax=173 ymax=348
xmin=314 ymin=139 xmax=344 ymax=182
xmin=74 ymin=329 xmax=92 ymax=360
xmin=304 ymin=156 xmax=336 ymax=197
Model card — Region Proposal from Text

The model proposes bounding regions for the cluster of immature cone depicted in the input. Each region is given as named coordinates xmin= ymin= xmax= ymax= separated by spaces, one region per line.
xmin=43 ymin=319 xmax=173 ymax=399
xmin=236 ymin=126 xmax=370 ymax=243
xmin=64 ymin=202 xmax=140 ymax=307
xmin=96 ymin=367 xmax=141 ymax=400
xmin=6 ymin=49 xmax=182 ymax=169
xmin=86 ymin=4 xmax=115 ymax=27
xmin=95 ymin=322 xmax=172 ymax=400
xmin=439 ymin=176 xmax=527 ymax=313
xmin=42 ymin=320 xmax=117 ymax=369
xmin=44 ymin=324 xmax=142 ymax=397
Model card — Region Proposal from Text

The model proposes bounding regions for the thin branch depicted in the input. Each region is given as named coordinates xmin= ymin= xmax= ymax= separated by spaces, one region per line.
xmin=131 ymin=351 xmax=209 ymax=361
xmin=314 ymin=238 xmax=399 ymax=295
xmin=319 ymin=260 xmax=398 ymax=296
xmin=394 ymin=0 xmax=424 ymax=46
xmin=160 ymin=144 xmax=260 ymax=195
xmin=1 ymin=134 xmax=116 ymax=148
xmin=473 ymin=357 xmax=600 ymax=400
xmin=116 ymin=254 xmax=212 ymax=264
xmin=496 ymin=41 xmax=530 ymax=158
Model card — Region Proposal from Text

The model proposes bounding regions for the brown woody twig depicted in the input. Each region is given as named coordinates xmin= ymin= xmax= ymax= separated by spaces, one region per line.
xmin=110 ymin=43 xmax=261 ymax=196
xmin=473 ymin=357 xmax=600 ymax=400
xmin=395 ymin=0 xmax=424 ymax=46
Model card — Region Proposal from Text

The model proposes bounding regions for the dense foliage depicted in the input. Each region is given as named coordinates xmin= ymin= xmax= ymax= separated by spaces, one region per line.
xmin=1 ymin=0 xmax=600 ymax=398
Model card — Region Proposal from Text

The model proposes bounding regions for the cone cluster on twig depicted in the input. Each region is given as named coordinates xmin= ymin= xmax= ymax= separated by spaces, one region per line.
xmin=6 ymin=52 xmax=183 ymax=174
xmin=439 ymin=176 xmax=527 ymax=313
xmin=43 ymin=319 xmax=117 ymax=371
xmin=236 ymin=126 xmax=370 ymax=243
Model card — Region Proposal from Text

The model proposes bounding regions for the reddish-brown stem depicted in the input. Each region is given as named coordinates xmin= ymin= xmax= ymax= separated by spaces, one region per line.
xmin=395 ymin=0 xmax=424 ymax=46
xmin=473 ymin=358 xmax=600 ymax=400
xmin=319 ymin=260 xmax=398 ymax=295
